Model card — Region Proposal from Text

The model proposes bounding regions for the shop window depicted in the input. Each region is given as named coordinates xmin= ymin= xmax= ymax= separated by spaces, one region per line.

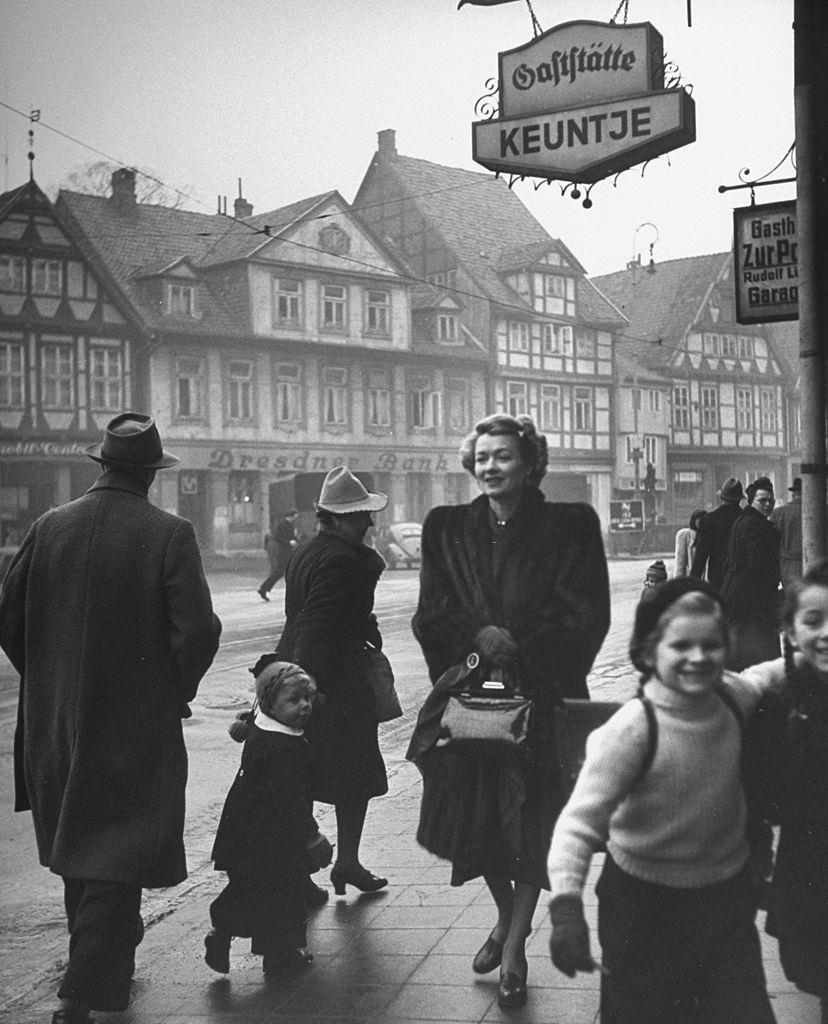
xmin=175 ymin=356 xmax=205 ymax=419
xmin=322 ymin=366 xmax=348 ymax=425
xmin=0 ymin=255 xmax=25 ymax=292
xmin=89 ymin=347 xmax=123 ymax=411
xmin=41 ymin=342 xmax=74 ymax=409
xmin=0 ymin=340 xmax=25 ymax=407
xmin=226 ymin=359 xmax=254 ymax=422
xmin=322 ymin=284 xmax=347 ymax=329
xmin=365 ymin=290 xmax=390 ymax=334
xmin=366 ymin=369 xmax=391 ymax=427
xmin=272 ymin=278 xmax=301 ymax=325
xmin=229 ymin=471 xmax=257 ymax=529
xmin=32 ymin=259 xmax=62 ymax=296
xmin=275 ymin=362 xmax=303 ymax=425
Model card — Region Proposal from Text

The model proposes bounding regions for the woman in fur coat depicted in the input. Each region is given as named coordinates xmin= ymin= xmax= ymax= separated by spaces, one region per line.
xmin=409 ymin=414 xmax=610 ymax=1008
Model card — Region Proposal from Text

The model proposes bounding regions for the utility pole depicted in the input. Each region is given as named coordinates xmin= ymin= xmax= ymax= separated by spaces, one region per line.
xmin=794 ymin=0 xmax=828 ymax=568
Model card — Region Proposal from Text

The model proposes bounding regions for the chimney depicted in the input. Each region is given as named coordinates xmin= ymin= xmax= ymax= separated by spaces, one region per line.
xmin=111 ymin=167 xmax=137 ymax=213
xmin=377 ymin=129 xmax=397 ymax=161
xmin=234 ymin=178 xmax=253 ymax=218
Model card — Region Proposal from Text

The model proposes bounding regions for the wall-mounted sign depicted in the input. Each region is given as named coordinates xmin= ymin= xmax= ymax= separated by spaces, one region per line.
xmin=472 ymin=20 xmax=696 ymax=184
xmin=0 ymin=440 xmax=89 ymax=460
xmin=733 ymin=200 xmax=798 ymax=324
xmin=609 ymin=499 xmax=644 ymax=532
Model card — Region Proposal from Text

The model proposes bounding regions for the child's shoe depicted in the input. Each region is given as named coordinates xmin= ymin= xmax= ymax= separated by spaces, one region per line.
xmin=262 ymin=948 xmax=314 ymax=978
xmin=204 ymin=928 xmax=232 ymax=973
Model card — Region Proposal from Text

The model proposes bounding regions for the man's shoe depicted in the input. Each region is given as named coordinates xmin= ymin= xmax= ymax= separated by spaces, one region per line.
xmin=303 ymin=878 xmax=329 ymax=907
xmin=257 ymin=589 xmax=270 ymax=602
xmin=51 ymin=1002 xmax=94 ymax=1024
xmin=204 ymin=928 xmax=231 ymax=974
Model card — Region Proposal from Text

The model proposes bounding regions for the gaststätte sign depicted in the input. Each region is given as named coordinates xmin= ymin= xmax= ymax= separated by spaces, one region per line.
xmin=733 ymin=200 xmax=798 ymax=324
xmin=472 ymin=20 xmax=696 ymax=183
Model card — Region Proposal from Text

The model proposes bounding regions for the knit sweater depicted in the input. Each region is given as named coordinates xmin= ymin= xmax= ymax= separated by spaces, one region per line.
xmin=548 ymin=671 xmax=777 ymax=895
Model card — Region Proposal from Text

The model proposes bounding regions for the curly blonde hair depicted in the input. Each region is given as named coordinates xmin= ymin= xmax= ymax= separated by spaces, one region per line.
xmin=459 ymin=414 xmax=548 ymax=487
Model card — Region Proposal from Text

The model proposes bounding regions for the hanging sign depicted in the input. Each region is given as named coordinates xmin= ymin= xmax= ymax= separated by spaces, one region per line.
xmin=733 ymin=200 xmax=798 ymax=324
xmin=472 ymin=20 xmax=696 ymax=184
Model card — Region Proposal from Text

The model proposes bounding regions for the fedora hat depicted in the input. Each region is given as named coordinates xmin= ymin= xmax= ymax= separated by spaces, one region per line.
xmin=315 ymin=466 xmax=387 ymax=514
xmin=788 ymin=477 xmax=802 ymax=493
xmin=718 ymin=477 xmax=744 ymax=502
xmin=85 ymin=413 xmax=179 ymax=469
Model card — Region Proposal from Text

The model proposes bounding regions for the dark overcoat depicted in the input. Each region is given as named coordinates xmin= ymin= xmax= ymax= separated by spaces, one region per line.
xmin=275 ymin=530 xmax=388 ymax=804
xmin=0 ymin=471 xmax=221 ymax=888
xmin=409 ymin=488 xmax=610 ymax=887
xmin=720 ymin=505 xmax=781 ymax=670
xmin=689 ymin=500 xmax=743 ymax=591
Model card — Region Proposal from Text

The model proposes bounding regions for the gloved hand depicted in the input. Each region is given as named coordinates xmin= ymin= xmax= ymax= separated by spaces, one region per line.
xmin=474 ymin=625 xmax=518 ymax=665
xmin=306 ymin=832 xmax=334 ymax=870
xmin=549 ymin=894 xmax=595 ymax=977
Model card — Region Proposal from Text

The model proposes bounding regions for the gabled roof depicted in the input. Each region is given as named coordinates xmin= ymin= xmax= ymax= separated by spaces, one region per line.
xmin=764 ymin=319 xmax=800 ymax=379
xmin=591 ymin=252 xmax=731 ymax=369
xmin=360 ymin=152 xmax=623 ymax=325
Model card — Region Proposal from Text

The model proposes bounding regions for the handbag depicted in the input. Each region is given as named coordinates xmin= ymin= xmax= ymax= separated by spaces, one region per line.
xmin=436 ymin=653 xmax=533 ymax=756
xmin=363 ymin=643 xmax=403 ymax=722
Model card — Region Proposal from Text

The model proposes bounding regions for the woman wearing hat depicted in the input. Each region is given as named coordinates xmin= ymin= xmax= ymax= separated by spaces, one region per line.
xmin=274 ymin=467 xmax=389 ymax=895
xmin=408 ymin=414 xmax=610 ymax=1008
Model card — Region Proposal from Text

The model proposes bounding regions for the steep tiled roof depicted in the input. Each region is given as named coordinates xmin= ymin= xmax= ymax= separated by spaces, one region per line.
xmin=591 ymin=252 xmax=730 ymax=369
xmin=764 ymin=319 xmax=800 ymax=379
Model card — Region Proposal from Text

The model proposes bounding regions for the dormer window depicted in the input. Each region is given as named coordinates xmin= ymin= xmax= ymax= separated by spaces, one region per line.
xmin=437 ymin=313 xmax=459 ymax=344
xmin=319 ymin=225 xmax=350 ymax=255
xmin=168 ymin=283 xmax=196 ymax=317
xmin=534 ymin=273 xmax=575 ymax=317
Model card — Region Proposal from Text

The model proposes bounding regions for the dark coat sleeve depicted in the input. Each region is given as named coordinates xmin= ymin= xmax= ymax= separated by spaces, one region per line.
xmin=0 ymin=526 xmax=34 ymax=675
xmin=689 ymin=516 xmax=712 ymax=578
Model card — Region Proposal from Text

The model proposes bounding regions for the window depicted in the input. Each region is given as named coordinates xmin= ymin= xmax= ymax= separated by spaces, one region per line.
xmin=275 ymin=362 xmax=302 ymax=424
xmin=0 ymin=255 xmax=25 ymax=292
xmin=507 ymin=321 xmax=529 ymax=352
xmin=760 ymin=388 xmax=778 ymax=432
xmin=632 ymin=388 xmax=642 ymax=412
xmin=318 ymin=225 xmax=350 ymax=255
xmin=227 ymin=359 xmax=253 ymax=421
xmin=673 ymin=385 xmax=689 ymax=429
xmin=540 ymin=384 xmax=560 ymax=431
xmin=168 ymin=283 xmax=195 ymax=317
xmin=0 ymin=340 xmax=24 ymax=407
xmin=673 ymin=470 xmax=703 ymax=500
xmin=41 ymin=342 xmax=74 ymax=408
xmin=410 ymin=387 xmax=442 ymax=428
xmin=534 ymin=272 xmax=576 ymax=316
xmin=643 ymin=435 xmax=658 ymax=464
xmin=175 ymin=356 xmax=204 ymax=418
xmin=89 ymin=347 xmax=123 ymax=411
xmin=506 ymin=380 xmax=528 ymax=418
xmin=446 ymin=377 xmax=468 ymax=432
xmin=736 ymin=387 xmax=753 ymax=430
xmin=366 ymin=290 xmax=390 ymax=333
xmin=426 ymin=269 xmax=457 ymax=289
xmin=701 ymin=384 xmax=718 ymax=429
xmin=366 ymin=369 xmax=391 ymax=427
xmin=437 ymin=313 xmax=458 ymax=343
xmin=322 ymin=284 xmax=347 ymax=329
xmin=32 ymin=259 xmax=62 ymax=295
xmin=542 ymin=323 xmax=572 ymax=355
xmin=573 ymin=386 xmax=593 ymax=431
xmin=737 ymin=336 xmax=754 ymax=359
xmin=576 ymin=330 xmax=596 ymax=358
xmin=625 ymin=437 xmax=640 ymax=464
xmin=323 ymin=366 xmax=348 ymax=425
xmin=272 ymin=278 xmax=301 ymax=324
xmin=229 ymin=471 xmax=257 ymax=528
xmin=646 ymin=390 xmax=661 ymax=413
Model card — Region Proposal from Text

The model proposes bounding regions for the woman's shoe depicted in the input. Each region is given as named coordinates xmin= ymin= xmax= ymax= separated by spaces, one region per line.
xmin=472 ymin=933 xmax=503 ymax=974
xmin=497 ymin=959 xmax=528 ymax=1009
xmin=204 ymin=928 xmax=231 ymax=974
xmin=329 ymin=864 xmax=388 ymax=895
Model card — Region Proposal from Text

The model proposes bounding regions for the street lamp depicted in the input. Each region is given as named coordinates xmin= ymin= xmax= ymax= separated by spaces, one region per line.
xmin=632 ymin=222 xmax=660 ymax=274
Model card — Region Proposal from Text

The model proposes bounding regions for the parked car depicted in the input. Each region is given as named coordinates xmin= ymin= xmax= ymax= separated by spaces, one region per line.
xmin=373 ymin=522 xmax=422 ymax=570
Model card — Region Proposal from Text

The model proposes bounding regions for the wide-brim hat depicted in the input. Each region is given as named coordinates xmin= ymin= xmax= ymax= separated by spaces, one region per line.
xmin=85 ymin=412 xmax=179 ymax=469
xmin=718 ymin=477 xmax=744 ymax=501
xmin=315 ymin=466 xmax=387 ymax=514
xmin=789 ymin=477 xmax=802 ymax=493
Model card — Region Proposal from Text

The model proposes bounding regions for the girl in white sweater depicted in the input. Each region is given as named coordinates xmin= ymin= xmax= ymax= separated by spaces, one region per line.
xmin=547 ymin=577 xmax=777 ymax=1024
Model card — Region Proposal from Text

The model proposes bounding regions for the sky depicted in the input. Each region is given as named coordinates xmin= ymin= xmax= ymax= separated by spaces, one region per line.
xmin=1 ymin=0 xmax=796 ymax=278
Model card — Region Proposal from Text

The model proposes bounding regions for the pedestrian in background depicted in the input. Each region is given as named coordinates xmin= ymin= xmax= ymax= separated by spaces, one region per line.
xmin=275 ymin=467 xmax=390 ymax=898
xmin=205 ymin=659 xmax=333 ymax=979
xmin=641 ymin=558 xmax=668 ymax=600
xmin=548 ymin=578 xmax=777 ymax=1024
xmin=690 ymin=477 xmax=745 ymax=591
xmin=409 ymin=414 xmax=610 ymax=1009
xmin=771 ymin=478 xmax=803 ymax=593
xmin=0 ymin=413 xmax=221 ymax=1024
xmin=258 ymin=509 xmax=299 ymax=601
xmin=674 ymin=508 xmax=707 ymax=577
xmin=720 ymin=477 xmax=781 ymax=671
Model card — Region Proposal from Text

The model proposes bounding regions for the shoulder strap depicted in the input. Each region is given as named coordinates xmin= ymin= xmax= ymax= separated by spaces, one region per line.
xmin=714 ymin=683 xmax=744 ymax=730
xmin=633 ymin=691 xmax=658 ymax=783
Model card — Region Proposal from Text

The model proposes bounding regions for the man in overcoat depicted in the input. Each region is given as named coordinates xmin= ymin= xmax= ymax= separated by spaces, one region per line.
xmin=0 ymin=413 xmax=221 ymax=1024
xmin=771 ymin=477 xmax=803 ymax=593
xmin=689 ymin=477 xmax=745 ymax=591
xmin=719 ymin=476 xmax=781 ymax=670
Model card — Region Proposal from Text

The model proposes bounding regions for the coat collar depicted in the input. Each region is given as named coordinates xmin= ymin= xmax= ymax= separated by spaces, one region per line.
xmin=87 ymin=470 xmax=150 ymax=500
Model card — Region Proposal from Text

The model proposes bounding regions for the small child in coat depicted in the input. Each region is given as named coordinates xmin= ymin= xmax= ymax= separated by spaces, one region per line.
xmin=742 ymin=557 xmax=828 ymax=1020
xmin=547 ymin=577 xmax=779 ymax=1024
xmin=204 ymin=658 xmax=333 ymax=978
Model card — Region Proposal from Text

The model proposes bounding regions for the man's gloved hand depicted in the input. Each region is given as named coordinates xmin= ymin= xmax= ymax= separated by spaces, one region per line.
xmin=549 ymin=894 xmax=595 ymax=977
xmin=474 ymin=625 xmax=518 ymax=665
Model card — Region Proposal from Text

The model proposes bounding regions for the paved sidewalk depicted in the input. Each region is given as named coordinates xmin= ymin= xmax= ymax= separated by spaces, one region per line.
xmin=5 ymin=755 xmax=820 ymax=1024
